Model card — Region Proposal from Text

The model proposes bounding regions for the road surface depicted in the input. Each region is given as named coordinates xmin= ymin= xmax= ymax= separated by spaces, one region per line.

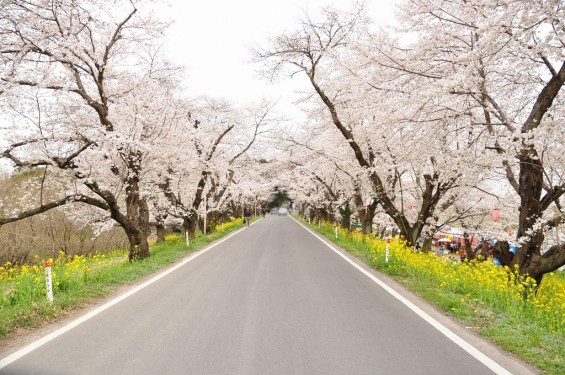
xmin=0 ymin=216 xmax=532 ymax=374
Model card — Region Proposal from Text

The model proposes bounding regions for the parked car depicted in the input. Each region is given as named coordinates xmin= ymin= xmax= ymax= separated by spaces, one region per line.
xmin=277 ymin=207 xmax=288 ymax=216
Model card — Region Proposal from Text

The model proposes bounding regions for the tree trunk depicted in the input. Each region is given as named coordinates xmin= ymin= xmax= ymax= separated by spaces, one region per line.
xmin=126 ymin=229 xmax=149 ymax=262
xmin=206 ymin=211 xmax=222 ymax=233
xmin=511 ymin=150 xmax=545 ymax=282
xmin=362 ymin=215 xmax=373 ymax=234
xmin=124 ymin=161 xmax=150 ymax=261
xmin=405 ymin=224 xmax=426 ymax=248
xmin=139 ymin=197 xmax=151 ymax=239
xmin=153 ymin=214 xmax=167 ymax=243
xmin=379 ymin=226 xmax=386 ymax=239
xmin=183 ymin=212 xmax=198 ymax=238
xmin=319 ymin=208 xmax=329 ymax=222
xmin=198 ymin=213 xmax=216 ymax=235
xmin=422 ymin=236 xmax=432 ymax=252
xmin=339 ymin=202 xmax=351 ymax=229
xmin=353 ymin=194 xmax=378 ymax=235
xmin=308 ymin=208 xmax=315 ymax=223
xmin=156 ymin=224 xmax=166 ymax=243
xmin=312 ymin=208 xmax=320 ymax=224
xmin=356 ymin=206 xmax=375 ymax=234
xmin=492 ymin=241 xmax=514 ymax=267
xmin=509 ymin=61 xmax=565 ymax=281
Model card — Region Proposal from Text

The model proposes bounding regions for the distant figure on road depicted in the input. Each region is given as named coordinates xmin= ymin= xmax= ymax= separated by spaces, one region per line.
xmin=244 ymin=209 xmax=252 ymax=227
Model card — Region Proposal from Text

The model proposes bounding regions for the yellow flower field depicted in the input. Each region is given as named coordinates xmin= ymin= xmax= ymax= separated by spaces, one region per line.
xmin=326 ymin=222 xmax=564 ymax=335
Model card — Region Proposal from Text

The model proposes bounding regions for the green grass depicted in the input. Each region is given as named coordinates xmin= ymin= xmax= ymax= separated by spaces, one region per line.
xmin=0 ymin=219 xmax=247 ymax=341
xmin=302 ymin=218 xmax=564 ymax=375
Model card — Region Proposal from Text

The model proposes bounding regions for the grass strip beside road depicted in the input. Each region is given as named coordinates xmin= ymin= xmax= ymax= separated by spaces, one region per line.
xmin=302 ymin=218 xmax=564 ymax=375
xmin=0 ymin=218 xmax=248 ymax=343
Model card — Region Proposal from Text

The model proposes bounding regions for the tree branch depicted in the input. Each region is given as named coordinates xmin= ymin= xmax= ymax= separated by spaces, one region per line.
xmin=0 ymin=194 xmax=109 ymax=226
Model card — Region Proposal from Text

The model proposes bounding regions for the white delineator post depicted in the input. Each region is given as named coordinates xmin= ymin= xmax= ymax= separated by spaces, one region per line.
xmin=203 ymin=194 xmax=208 ymax=236
xmin=185 ymin=229 xmax=190 ymax=247
xmin=385 ymin=238 xmax=391 ymax=264
xmin=45 ymin=261 xmax=53 ymax=303
xmin=335 ymin=225 xmax=338 ymax=239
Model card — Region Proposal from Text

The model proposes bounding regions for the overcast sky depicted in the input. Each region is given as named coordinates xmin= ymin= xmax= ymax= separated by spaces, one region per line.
xmin=160 ymin=0 xmax=399 ymax=119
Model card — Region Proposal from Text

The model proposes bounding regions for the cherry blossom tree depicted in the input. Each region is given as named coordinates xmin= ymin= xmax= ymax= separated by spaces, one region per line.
xmin=397 ymin=0 xmax=565 ymax=281
xmin=0 ymin=0 xmax=182 ymax=261
xmin=253 ymin=4 xmax=486 ymax=245
xmin=154 ymin=98 xmax=275 ymax=235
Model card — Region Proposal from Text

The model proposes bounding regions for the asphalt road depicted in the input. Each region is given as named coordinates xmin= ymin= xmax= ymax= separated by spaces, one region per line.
xmin=0 ymin=216 xmax=529 ymax=374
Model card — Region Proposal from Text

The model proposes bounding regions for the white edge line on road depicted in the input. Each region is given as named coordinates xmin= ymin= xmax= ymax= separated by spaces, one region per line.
xmin=292 ymin=217 xmax=512 ymax=375
xmin=0 ymin=222 xmax=255 ymax=370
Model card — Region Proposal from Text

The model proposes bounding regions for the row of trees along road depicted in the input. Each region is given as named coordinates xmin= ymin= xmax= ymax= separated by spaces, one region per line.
xmin=1 ymin=0 xmax=564 ymax=284
xmin=254 ymin=0 xmax=565 ymax=283
xmin=0 ymin=0 xmax=276 ymax=262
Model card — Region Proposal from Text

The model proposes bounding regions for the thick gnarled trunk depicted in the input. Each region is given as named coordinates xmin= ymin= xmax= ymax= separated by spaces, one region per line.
xmin=126 ymin=229 xmax=149 ymax=262
xmin=508 ymin=62 xmax=565 ymax=283
xmin=512 ymin=151 xmax=552 ymax=284
xmin=124 ymin=157 xmax=150 ymax=261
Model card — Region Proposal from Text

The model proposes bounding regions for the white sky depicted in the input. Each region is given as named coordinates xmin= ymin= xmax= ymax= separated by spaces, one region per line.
xmin=160 ymin=0 xmax=399 ymax=119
